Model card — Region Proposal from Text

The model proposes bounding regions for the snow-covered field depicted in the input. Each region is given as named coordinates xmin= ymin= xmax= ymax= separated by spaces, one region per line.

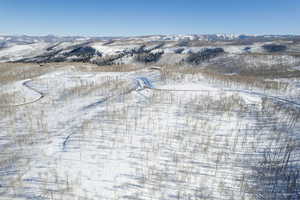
xmin=1 ymin=62 xmax=300 ymax=200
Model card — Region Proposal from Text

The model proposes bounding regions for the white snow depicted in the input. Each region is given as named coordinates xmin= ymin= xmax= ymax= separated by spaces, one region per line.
xmin=292 ymin=66 xmax=300 ymax=71
xmin=0 ymin=42 xmax=50 ymax=62
xmin=91 ymin=42 xmax=141 ymax=56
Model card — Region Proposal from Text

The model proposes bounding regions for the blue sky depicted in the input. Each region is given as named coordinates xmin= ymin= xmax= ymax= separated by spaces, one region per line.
xmin=0 ymin=0 xmax=299 ymax=36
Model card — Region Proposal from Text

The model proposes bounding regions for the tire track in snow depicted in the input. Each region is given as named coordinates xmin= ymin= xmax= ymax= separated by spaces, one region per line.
xmin=145 ymin=85 xmax=300 ymax=108
xmin=0 ymin=79 xmax=44 ymax=107
xmin=137 ymin=67 xmax=300 ymax=109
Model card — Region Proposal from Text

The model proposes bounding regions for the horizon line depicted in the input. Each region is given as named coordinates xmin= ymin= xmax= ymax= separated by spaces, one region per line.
xmin=1 ymin=33 xmax=300 ymax=38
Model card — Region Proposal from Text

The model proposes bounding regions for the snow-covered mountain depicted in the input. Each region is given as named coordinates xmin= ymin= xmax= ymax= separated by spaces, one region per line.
xmin=0 ymin=34 xmax=300 ymax=67
xmin=1 ymin=34 xmax=298 ymax=44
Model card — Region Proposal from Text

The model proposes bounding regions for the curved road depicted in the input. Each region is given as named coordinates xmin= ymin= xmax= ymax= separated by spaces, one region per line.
xmin=0 ymin=79 xmax=44 ymax=107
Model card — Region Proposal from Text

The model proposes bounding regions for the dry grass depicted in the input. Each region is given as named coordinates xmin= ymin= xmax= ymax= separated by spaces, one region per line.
xmin=59 ymin=77 xmax=133 ymax=102
xmin=76 ymin=63 xmax=145 ymax=73
xmin=0 ymin=61 xmax=142 ymax=84
xmin=249 ymin=51 xmax=300 ymax=57
xmin=0 ymin=62 xmax=65 ymax=84
xmin=0 ymin=91 xmax=19 ymax=105
xmin=159 ymin=64 xmax=290 ymax=91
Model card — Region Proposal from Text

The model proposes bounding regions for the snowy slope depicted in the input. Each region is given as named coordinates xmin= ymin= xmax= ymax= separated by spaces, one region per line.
xmin=1 ymin=63 xmax=300 ymax=199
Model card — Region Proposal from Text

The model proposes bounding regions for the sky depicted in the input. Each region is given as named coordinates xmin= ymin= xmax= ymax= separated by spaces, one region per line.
xmin=0 ymin=0 xmax=299 ymax=36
